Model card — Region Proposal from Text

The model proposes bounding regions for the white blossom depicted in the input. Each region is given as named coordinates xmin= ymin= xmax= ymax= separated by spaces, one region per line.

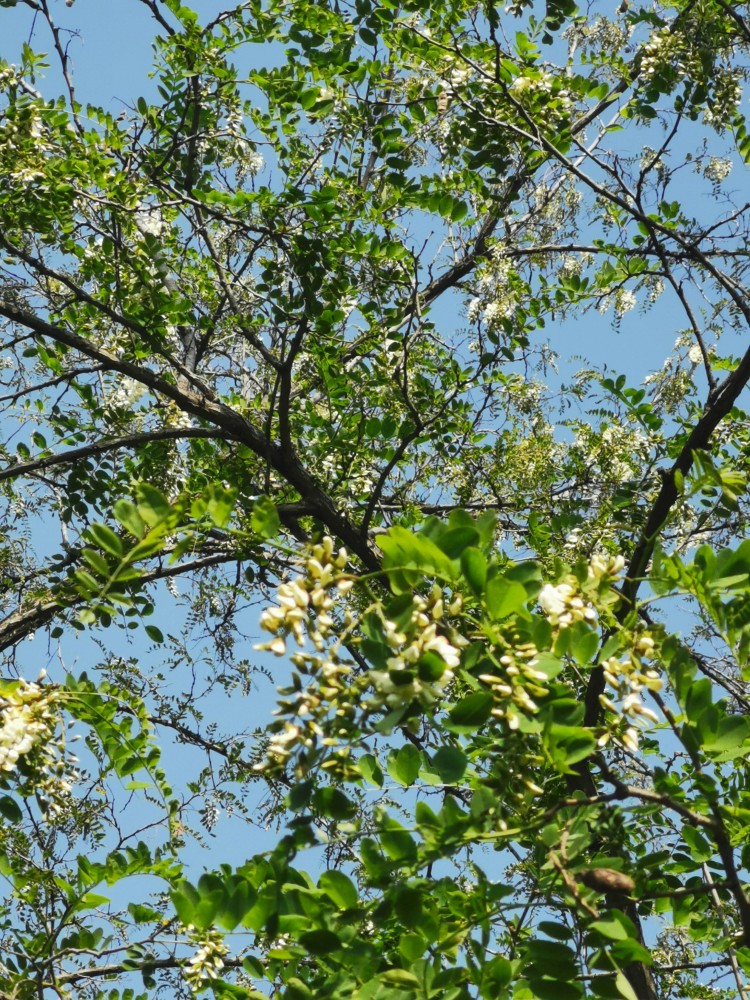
xmin=614 ymin=288 xmax=637 ymax=318
xmin=703 ymin=157 xmax=733 ymax=184
xmin=134 ymin=204 xmax=165 ymax=238
xmin=182 ymin=926 xmax=229 ymax=992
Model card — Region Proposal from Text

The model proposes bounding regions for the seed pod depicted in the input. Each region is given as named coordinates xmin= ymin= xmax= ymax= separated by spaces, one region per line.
xmin=577 ymin=868 xmax=635 ymax=895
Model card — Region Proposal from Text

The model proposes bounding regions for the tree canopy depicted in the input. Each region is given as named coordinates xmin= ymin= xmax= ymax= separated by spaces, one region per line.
xmin=3 ymin=0 xmax=750 ymax=997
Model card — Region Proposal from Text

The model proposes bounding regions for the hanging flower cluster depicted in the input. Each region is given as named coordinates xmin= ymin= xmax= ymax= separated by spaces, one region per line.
xmin=257 ymin=536 xmax=351 ymax=657
xmin=478 ymin=639 xmax=549 ymax=730
xmin=535 ymin=555 xmax=661 ymax=749
xmin=255 ymin=544 xmax=465 ymax=772
xmin=182 ymin=925 xmax=229 ymax=992
xmin=255 ymin=536 xmax=663 ymax=778
xmin=466 ymin=243 xmax=523 ymax=332
xmin=702 ymin=156 xmax=733 ymax=185
xmin=598 ymin=633 xmax=662 ymax=753
xmin=507 ymin=68 xmax=573 ymax=128
xmin=0 ymin=678 xmax=58 ymax=772
xmin=0 ymin=676 xmax=76 ymax=811
xmin=255 ymin=537 xmax=356 ymax=770
xmin=366 ymin=587 xmax=465 ymax=711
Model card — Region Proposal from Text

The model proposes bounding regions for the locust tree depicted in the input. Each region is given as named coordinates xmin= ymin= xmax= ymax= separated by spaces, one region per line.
xmin=2 ymin=0 xmax=750 ymax=998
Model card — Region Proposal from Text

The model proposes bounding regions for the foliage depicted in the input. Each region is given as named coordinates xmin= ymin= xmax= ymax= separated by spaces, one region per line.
xmin=1 ymin=0 xmax=750 ymax=997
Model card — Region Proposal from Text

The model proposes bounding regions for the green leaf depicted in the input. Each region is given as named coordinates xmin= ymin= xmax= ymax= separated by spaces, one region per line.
xmin=357 ymin=753 xmax=384 ymax=787
xmin=545 ymin=724 xmax=597 ymax=770
xmin=74 ymin=892 xmax=111 ymax=910
xmin=681 ymin=825 xmax=713 ymax=862
xmin=114 ymin=500 xmax=147 ymax=539
xmin=437 ymin=525 xmax=479 ymax=558
xmin=379 ymin=826 xmax=417 ymax=863
xmin=393 ymin=885 xmax=422 ymax=927
xmin=312 ymin=787 xmax=357 ymax=820
xmin=299 ymin=87 xmax=320 ymax=110
xmin=387 ymin=744 xmax=421 ymax=787
xmin=614 ymin=971 xmax=639 ymax=1000
xmin=485 ymin=576 xmax=528 ymax=620
xmin=298 ymin=929 xmax=341 ymax=954
xmin=318 ymin=870 xmax=358 ymax=909
xmin=447 ymin=692 xmax=493 ymax=730
xmin=379 ymin=526 xmax=456 ymax=581
xmin=526 ymin=980 xmax=583 ymax=1000
xmin=205 ymin=483 xmax=237 ymax=528
xmin=377 ymin=969 xmax=420 ymax=987
xmin=431 ymin=746 xmax=467 ymax=783
xmin=589 ymin=918 xmax=629 ymax=941
xmin=251 ymin=497 xmax=280 ymax=538
xmin=87 ymin=523 xmax=124 ymax=558
xmin=461 ymin=547 xmax=487 ymax=596
xmin=704 ymin=714 xmax=750 ymax=761
xmin=135 ymin=483 xmax=171 ymax=526
xmin=0 ymin=795 xmax=22 ymax=823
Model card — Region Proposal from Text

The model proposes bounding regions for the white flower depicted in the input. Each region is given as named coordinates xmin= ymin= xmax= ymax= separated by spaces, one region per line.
xmin=614 ymin=288 xmax=637 ymax=318
xmin=107 ymin=376 xmax=147 ymax=410
xmin=134 ymin=204 xmax=165 ymax=238
xmin=703 ymin=157 xmax=732 ymax=184
xmin=183 ymin=926 xmax=229 ymax=992
xmin=538 ymin=581 xmax=596 ymax=629
xmin=246 ymin=150 xmax=264 ymax=175
xmin=509 ymin=76 xmax=535 ymax=95
xmin=538 ymin=582 xmax=574 ymax=618
xmin=588 ymin=553 xmax=625 ymax=581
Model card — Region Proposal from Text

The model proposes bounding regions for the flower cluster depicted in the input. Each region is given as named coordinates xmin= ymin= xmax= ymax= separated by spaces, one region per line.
xmin=255 ymin=538 xmax=357 ymax=770
xmin=703 ymin=68 xmax=742 ymax=129
xmin=437 ymin=59 xmax=473 ymax=97
xmin=366 ymin=589 xmax=465 ymax=711
xmin=0 ymin=677 xmax=77 ymax=811
xmin=508 ymin=69 xmax=573 ymax=123
xmin=598 ymin=633 xmax=662 ymax=752
xmin=639 ymin=28 xmax=700 ymax=87
xmin=564 ymin=16 xmax=632 ymax=66
xmin=467 ymin=244 xmax=521 ymax=331
xmin=255 ymin=551 xmax=466 ymax=772
xmin=643 ymin=345 xmax=694 ymax=412
xmin=687 ymin=343 xmax=704 ymax=366
xmin=539 ymin=556 xmax=625 ymax=631
xmin=1 ymin=101 xmax=51 ymax=191
xmin=588 ymin=552 xmax=623 ymax=577
xmin=702 ymin=156 xmax=733 ymax=185
xmin=182 ymin=925 xmax=229 ymax=992
xmin=597 ymin=287 xmax=637 ymax=319
xmin=0 ymin=678 xmax=57 ymax=774
xmin=257 ymin=536 xmax=350 ymax=657
xmin=538 ymin=581 xmax=597 ymax=630
xmin=558 ymin=254 xmax=586 ymax=280
xmin=0 ymin=63 xmax=19 ymax=88
xmin=532 ymin=181 xmax=583 ymax=244
xmin=478 ymin=639 xmax=549 ymax=731
xmin=314 ymin=452 xmax=375 ymax=513
xmin=134 ymin=204 xmax=165 ymax=238
xmin=572 ymin=422 xmax=652 ymax=488
xmin=106 ymin=376 xmax=147 ymax=413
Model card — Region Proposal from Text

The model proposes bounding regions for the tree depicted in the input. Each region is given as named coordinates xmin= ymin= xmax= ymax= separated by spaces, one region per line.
xmin=1 ymin=0 xmax=750 ymax=996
